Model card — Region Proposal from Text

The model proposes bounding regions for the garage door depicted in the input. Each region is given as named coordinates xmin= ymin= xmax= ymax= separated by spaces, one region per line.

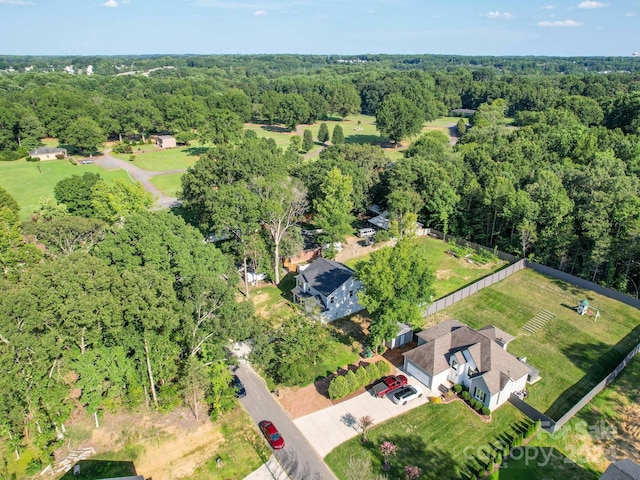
xmin=406 ymin=361 xmax=432 ymax=389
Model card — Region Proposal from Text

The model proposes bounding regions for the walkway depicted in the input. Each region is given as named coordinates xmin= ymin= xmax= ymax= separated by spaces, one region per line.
xmin=92 ymin=152 xmax=184 ymax=210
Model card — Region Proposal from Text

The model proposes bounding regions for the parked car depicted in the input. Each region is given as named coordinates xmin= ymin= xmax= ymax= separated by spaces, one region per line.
xmin=259 ymin=420 xmax=285 ymax=449
xmin=231 ymin=375 xmax=246 ymax=398
xmin=357 ymin=228 xmax=376 ymax=238
xmin=371 ymin=375 xmax=408 ymax=397
xmin=80 ymin=159 xmax=94 ymax=165
xmin=391 ymin=384 xmax=423 ymax=405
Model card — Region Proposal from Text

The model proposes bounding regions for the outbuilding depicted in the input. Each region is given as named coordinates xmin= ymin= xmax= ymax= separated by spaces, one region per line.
xmin=28 ymin=147 xmax=67 ymax=161
xmin=156 ymin=135 xmax=177 ymax=148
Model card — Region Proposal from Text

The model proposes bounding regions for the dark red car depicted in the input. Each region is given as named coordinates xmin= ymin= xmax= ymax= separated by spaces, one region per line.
xmin=259 ymin=420 xmax=285 ymax=449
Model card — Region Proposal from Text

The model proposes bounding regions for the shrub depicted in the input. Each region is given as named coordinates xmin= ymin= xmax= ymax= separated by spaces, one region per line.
xmin=365 ymin=362 xmax=379 ymax=383
xmin=26 ymin=156 xmax=39 ymax=162
xmin=453 ymin=384 xmax=462 ymax=393
xmin=355 ymin=364 xmax=369 ymax=385
xmin=328 ymin=375 xmax=348 ymax=399
xmin=374 ymin=229 xmax=392 ymax=243
xmin=430 ymin=396 xmax=442 ymax=404
xmin=129 ymin=155 xmax=136 ymax=162
xmin=495 ymin=453 xmax=502 ymax=466
xmin=345 ymin=370 xmax=359 ymax=392
xmin=481 ymin=406 xmax=491 ymax=416
xmin=68 ymin=158 xmax=77 ymax=165
xmin=112 ymin=143 xmax=133 ymax=154
xmin=462 ymin=391 xmax=471 ymax=401
xmin=474 ymin=401 xmax=483 ymax=411
xmin=376 ymin=360 xmax=391 ymax=376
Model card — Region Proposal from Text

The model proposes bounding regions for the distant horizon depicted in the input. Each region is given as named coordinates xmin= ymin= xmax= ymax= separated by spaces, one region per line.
xmin=1 ymin=1 xmax=638 ymax=58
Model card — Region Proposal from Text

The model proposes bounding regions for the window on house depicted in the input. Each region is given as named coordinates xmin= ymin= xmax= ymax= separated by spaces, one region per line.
xmin=450 ymin=358 xmax=458 ymax=370
xmin=474 ymin=387 xmax=487 ymax=403
xmin=349 ymin=290 xmax=354 ymax=297
xmin=330 ymin=297 xmax=335 ymax=304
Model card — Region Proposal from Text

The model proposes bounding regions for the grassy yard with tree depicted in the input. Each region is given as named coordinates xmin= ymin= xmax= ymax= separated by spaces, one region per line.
xmin=0 ymin=159 xmax=132 ymax=220
xmin=429 ymin=268 xmax=640 ymax=420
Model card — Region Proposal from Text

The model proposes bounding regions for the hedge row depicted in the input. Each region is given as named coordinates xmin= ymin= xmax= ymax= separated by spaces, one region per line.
xmin=466 ymin=419 xmax=542 ymax=479
xmin=327 ymin=360 xmax=391 ymax=400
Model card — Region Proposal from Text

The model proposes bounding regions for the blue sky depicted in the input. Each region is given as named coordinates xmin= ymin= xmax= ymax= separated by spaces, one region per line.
xmin=0 ymin=0 xmax=638 ymax=56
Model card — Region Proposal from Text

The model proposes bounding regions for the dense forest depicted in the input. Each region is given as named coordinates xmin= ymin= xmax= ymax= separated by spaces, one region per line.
xmin=1 ymin=54 xmax=640 ymax=470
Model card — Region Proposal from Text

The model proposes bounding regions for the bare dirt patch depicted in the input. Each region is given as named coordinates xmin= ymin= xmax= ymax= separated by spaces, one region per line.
xmin=436 ymin=269 xmax=453 ymax=281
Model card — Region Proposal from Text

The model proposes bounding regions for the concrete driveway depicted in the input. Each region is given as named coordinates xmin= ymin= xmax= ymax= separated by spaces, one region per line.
xmin=294 ymin=376 xmax=433 ymax=458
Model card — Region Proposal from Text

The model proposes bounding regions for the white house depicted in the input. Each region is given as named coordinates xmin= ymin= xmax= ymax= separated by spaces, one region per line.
xmin=291 ymin=257 xmax=364 ymax=322
xmin=28 ymin=147 xmax=67 ymax=161
xmin=403 ymin=320 xmax=536 ymax=411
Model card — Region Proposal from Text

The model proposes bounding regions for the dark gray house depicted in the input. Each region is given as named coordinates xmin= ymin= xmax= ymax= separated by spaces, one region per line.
xmin=291 ymin=258 xmax=364 ymax=322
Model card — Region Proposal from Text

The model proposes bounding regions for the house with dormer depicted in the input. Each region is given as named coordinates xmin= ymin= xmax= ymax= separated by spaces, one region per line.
xmin=403 ymin=319 xmax=537 ymax=411
xmin=291 ymin=257 xmax=364 ymax=322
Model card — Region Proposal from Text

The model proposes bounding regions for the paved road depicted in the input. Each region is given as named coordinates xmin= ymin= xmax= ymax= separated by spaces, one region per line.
xmin=236 ymin=364 xmax=338 ymax=480
xmin=92 ymin=152 xmax=185 ymax=210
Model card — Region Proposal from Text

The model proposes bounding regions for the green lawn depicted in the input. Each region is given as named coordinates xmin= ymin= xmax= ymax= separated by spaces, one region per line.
xmin=432 ymin=268 xmax=640 ymax=420
xmin=243 ymin=123 xmax=298 ymax=149
xmin=112 ymin=144 xmax=204 ymax=171
xmin=345 ymin=236 xmax=508 ymax=300
xmin=325 ymin=401 xmax=527 ymax=480
xmin=0 ymin=159 xmax=133 ymax=220
xmin=150 ymin=172 xmax=184 ymax=198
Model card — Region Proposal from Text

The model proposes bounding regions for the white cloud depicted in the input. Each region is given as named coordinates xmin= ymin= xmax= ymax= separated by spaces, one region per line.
xmin=625 ymin=12 xmax=636 ymax=17
xmin=577 ymin=1 xmax=608 ymax=8
xmin=0 ymin=0 xmax=33 ymax=4
xmin=253 ymin=9 xmax=266 ymax=15
xmin=541 ymin=5 xmax=556 ymax=9
xmin=103 ymin=0 xmax=118 ymax=6
xmin=486 ymin=11 xmax=513 ymax=19
xmin=537 ymin=19 xmax=582 ymax=27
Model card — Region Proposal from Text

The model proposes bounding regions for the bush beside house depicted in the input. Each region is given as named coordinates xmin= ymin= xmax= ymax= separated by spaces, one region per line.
xmin=328 ymin=360 xmax=391 ymax=400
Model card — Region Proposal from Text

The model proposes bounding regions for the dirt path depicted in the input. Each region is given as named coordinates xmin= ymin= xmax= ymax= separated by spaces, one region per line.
xmin=134 ymin=422 xmax=223 ymax=480
xmin=93 ymin=151 xmax=184 ymax=209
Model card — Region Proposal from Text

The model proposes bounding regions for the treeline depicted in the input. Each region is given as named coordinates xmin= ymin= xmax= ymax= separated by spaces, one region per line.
xmin=2 ymin=53 xmax=640 ymax=75
xmin=0 ymin=198 xmax=255 ymax=465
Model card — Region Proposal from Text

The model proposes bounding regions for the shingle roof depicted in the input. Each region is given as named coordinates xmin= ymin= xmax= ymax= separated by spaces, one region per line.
xmin=405 ymin=320 xmax=532 ymax=394
xmin=299 ymin=258 xmax=355 ymax=297
xmin=478 ymin=325 xmax=515 ymax=347
xmin=600 ymin=459 xmax=640 ymax=480
xmin=29 ymin=147 xmax=66 ymax=156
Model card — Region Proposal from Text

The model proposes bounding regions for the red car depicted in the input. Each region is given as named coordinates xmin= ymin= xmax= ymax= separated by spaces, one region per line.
xmin=259 ymin=420 xmax=285 ymax=449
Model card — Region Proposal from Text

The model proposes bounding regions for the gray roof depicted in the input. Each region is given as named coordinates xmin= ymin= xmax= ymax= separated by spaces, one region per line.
xmin=405 ymin=320 xmax=531 ymax=394
xmin=478 ymin=325 xmax=515 ymax=347
xmin=29 ymin=147 xmax=66 ymax=155
xmin=600 ymin=460 xmax=640 ymax=480
xmin=297 ymin=258 xmax=355 ymax=297
xmin=156 ymin=134 xmax=175 ymax=140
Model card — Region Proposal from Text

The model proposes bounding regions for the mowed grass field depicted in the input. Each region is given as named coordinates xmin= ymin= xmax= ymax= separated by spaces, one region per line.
xmin=111 ymin=144 xmax=204 ymax=171
xmin=0 ymin=159 xmax=133 ymax=220
xmin=429 ymin=268 xmax=640 ymax=420
xmin=325 ymin=401 xmax=528 ymax=480
xmin=344 ymin=236 xmax=508 ymax=300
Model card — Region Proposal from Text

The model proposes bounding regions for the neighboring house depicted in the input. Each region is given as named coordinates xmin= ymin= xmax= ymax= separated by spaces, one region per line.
xmin=403 ymin=319 xmax=537 ymax=411
xmin=291 ymin=257 xmax=364 ymax=322
xmin=367 ymin=209 xmax=425 ymax=236
xmin=28 ymin=147 xmax=67 ymax=161
xmin=156 ymin=135 xmax=176 ymax=148
xmin=600 ymin=459 xmax=640 ymax=480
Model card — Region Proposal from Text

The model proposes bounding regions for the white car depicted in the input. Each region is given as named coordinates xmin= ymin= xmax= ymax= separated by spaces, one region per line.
xmin=391 ymin=384 xmax=423 ymax=405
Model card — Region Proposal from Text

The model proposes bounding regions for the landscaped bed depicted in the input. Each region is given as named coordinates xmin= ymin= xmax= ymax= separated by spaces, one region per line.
xmin=430 ymin=268 xmax=640 ymax=420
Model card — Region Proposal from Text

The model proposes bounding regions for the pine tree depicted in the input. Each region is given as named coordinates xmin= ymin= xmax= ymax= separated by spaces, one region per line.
xmin=318 ymin=122 xmax=330 ymax=144
xmin=331 ymin=124 xmax=344 ymax=145
xmin=302 ymin=129 xmax=314 ymax=152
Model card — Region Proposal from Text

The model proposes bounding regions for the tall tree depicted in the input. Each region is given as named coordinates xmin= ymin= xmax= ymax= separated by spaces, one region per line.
xmin=328 ymin=83 xmax=361 ymax=119
xmin=313 ymin=168 xmax=355 ymax=244
xmin=61 ymin=116 xmax=105 ymax=155
xmin=302 ymin=129 xmax=314 ymax=153
xmin=54 ymin=172 xmax=102 ymax=218
xmin=356 ymin=240 xmax=435 ymax=349
xmin=375 ymin=93 xmax=423 ymax=147
xmin=91 ymin=179 xmax=153 ymax=223
xmin=253 ymin=175 xmax=307 ymax=284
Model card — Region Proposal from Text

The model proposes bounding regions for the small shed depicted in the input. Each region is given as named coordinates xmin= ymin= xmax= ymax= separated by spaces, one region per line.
xmin=386 ymin=322 xmax=414 ymax=349
xmin=450 ymin=108 xmax=477 ymax=117
xmin=156 ymin=135 xmax=176 ymax=148
xmin=28 ymin=147 xmax=67 ymax=161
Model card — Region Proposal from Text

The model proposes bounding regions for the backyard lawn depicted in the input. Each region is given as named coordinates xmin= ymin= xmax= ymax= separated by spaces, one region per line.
xmin=325 ymin=401 xmax=528 ymax=480
xmin=0 ymin=158 xmax=133 ymax=220
xmin=430 ymin=268 xmax=640 ymax=420
xmin=344 ymin=235 xmax=508 ymax=300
